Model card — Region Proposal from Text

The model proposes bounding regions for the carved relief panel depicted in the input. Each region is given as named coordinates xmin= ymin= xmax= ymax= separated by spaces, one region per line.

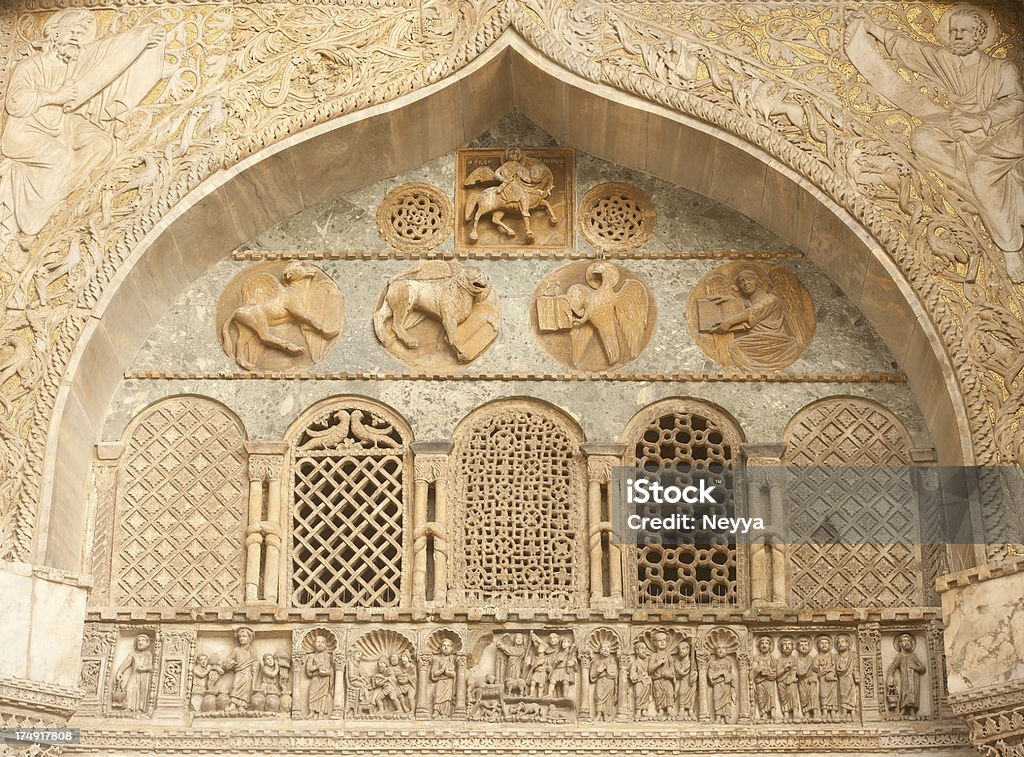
xmin=532 ymin=260 xmax=655 ymax=372
xmin=109 ymin=397 xmax=247 ymax=608
xmin=216 ymin=261 xmax=344 ymax=372
xmin=373 ymin=260 xmax=501 ymax=371
xmin=687 ymin=262 xmax=815 ymax=372
xmin=191 ymin=626 xmax=292 ymax=717
xmin=456 ymin=148 xmax=574 ymax=248
xmin=376 ymin=183 xmax=454 ymax=252
xmin=578 ymin=182 xmax=656 ymax=251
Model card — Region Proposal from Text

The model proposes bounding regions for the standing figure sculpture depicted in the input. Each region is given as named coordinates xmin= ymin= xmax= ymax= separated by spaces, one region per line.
xmin=886 ymin=633 xmax=927 ymax=717
xmin=647 ymin=632 xmax=676 ymax=721
xmin=590 ymin=641 xmax=618 ymax=722
xmin=848 ymin=8 xmax=1024 ymax=282
xmin=464 ymin=148 xmax=558 ymax=242
xmin=752 ymin=636 xmax=777 ymax=721
xmin=629 ymin=642 xmax=653 ymax=721
xmin=707 ymin=645 xmax=736 ymax=724
xmin=795 ymin=635 xmax=820 ymax=723
xmin=835 ymin=634 xmax=859 ymax=722
xmin=430 ymin=639 xmax=457 ymax=718
xmin=776 ymin=635 xmax=801 ymax=722
xmin=223 ymin=627 xmax=258 ymax=712
xmin=674 ymin=638 xmax=698 ymax=720
xmin=0 ymin=9 xmax=166 ymax=251
xmin=813 ymin=636 xmax=839 ymax=723
xmin=305 ymin=634 xmax=334 ymax=719
xmin=112 ymin=633 xmax=154 ymax=716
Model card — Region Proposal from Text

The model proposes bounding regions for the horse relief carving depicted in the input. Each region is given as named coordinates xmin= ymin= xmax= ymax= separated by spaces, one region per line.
xmin=373 ymin=260 xmax=500 ymax=371
xmin=456 ymin=147 xmax=573 ymax=248
xmin=216 ymin=261 xmax=343 ymax=372
xmin=533 ymin=260 xmax=655 ymax=372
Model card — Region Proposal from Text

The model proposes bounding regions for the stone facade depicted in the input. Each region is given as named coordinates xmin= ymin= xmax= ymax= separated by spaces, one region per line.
xmin=0 ymin=1 xmax=1021 ymax=755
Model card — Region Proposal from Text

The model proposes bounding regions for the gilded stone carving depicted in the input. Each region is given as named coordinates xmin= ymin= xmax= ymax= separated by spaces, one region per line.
xmin=373 ymin=260 xmax=500 ymax=369
xmin=457 ymin=147 xmax=572 ymax=248
xmin=376 ymin=183 xmax=454 ymax=252
xmin=578 ymin=182 xmax=656 ymax=251
xmin=847 ymin=7 xmax=1024 ymax=282
xmin=0 ymin=9 xmax=166 ymax=253
xmin=532 ymin=260 xmax=654 ymax=372
xmin=687 ymin=262 xmax=814 ymax=372
xmin=216 ymin=261 xmax=343 ymax=372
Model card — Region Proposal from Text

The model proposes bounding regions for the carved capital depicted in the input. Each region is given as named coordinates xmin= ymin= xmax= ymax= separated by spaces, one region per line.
xmin=414 ymin=454 xmax=447 ymax=483
xmin=248 ymin=455 xmax=283 ymax=482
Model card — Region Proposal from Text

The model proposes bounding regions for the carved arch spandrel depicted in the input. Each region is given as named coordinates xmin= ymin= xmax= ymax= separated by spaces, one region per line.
xmin=108 ymin=395 xmax=248 ymax=608
xmin=620 ymin=398 xmax=747 ymax=608
xmin=283 ymin=396 xmax=414 ymax=610
xmin=8 ymin=12 xmax=988 ymax=576
xmin=449 ymin=397 xmax=587 ymax=609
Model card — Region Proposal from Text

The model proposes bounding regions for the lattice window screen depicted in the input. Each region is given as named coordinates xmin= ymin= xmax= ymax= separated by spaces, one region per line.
xmin=784 ymin=398 xmax=922 ymax=608
xmin=452 ymin=403 xmax=585 ymax=607
xmin=111 ymin=397 xmax=247 ymax=607
xmin=290 ymin=405 xmax=408 ymax=608
xmin=625 ymin=407 xmax=738 ymax=605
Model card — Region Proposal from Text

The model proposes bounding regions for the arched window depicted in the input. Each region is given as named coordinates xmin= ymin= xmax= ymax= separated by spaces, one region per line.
xmin=450 ymin=400 xmax=586 ymax=607
xmin=111 ymin=396 xmax=247 ymax=607
xmin=622 ymin=400 xmax=742 ymax=606
xmin=784 ymin=397 xmax=923 ymax=608
xmin=288 ymin=399 xmax=411 ymax=608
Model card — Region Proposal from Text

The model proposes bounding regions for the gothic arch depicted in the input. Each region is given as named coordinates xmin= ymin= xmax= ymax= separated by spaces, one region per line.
xmin=28 ymin=33 xmax=970 ymax=580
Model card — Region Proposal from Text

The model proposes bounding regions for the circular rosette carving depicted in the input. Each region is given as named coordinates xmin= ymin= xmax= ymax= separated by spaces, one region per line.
xmin=531 ymin=260 xmax=656 ymax=372
xmin=578 ymin=182 xmax=656 ymax=251
xmin=373 ymin=260 xmax=500 ymax=371
xmin=686 ymin=262 xmax=814 ymax=372
xmin=216 ymin=261 xmax=344 ymax=372
xmin=377 ymin=183 xmax=453 ymax=252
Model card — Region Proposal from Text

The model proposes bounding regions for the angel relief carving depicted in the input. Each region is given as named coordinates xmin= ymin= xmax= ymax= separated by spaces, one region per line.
xmin=0 ymin=9 xmax=167 ymax=254
xmin=456 ymin=147 xmax=572 ymax=248
xmin=687 ymin=262 xmax=814 ymax=372
xmin=373 ymin=260 xmax=500 ymax=370
xmin=532 ymin=261 xmax=655 ymax=372
xmin=215 ymin=261 xmax=343 ymax=372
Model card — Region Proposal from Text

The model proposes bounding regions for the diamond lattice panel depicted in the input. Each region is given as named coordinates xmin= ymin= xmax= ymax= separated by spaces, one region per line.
xmin=784 ymin=398 xmax=922 ymax=608
xmin=112 ymin=398 xmax=246 ymax=607
xmin=452 ymin=404 xmax=584 ymax=607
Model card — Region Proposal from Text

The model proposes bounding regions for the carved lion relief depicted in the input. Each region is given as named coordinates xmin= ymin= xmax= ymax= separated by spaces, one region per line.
xmin=532 ymin=260 xmax=655 ymax=372
xmin=456 ymin=147 xmax=573 ymax=248
xmin=215 ymin=261 xmax=343 ymax=372
xmin=373 ymin=260 xmax=500 ymax=370
xmin=376 ymin=183 xmax=454 ymax=252
xmin=687 ymin=262 xmax=814 ymax=372
xmin=578 ymin=182 xmax=656 ymax=251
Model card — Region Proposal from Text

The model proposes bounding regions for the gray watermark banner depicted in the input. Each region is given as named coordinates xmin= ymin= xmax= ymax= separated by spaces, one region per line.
xmin=608 ymin=465 xmax=1003 ymax=547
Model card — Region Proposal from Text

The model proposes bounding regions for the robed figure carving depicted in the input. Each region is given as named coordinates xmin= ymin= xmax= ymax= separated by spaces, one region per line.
xmin=0 ymin=10 xmax=166 ymax=250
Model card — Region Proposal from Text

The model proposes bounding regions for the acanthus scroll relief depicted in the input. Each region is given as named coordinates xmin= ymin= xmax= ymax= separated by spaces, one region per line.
xmin=0 ymin=2 xmax=1023 ymax=565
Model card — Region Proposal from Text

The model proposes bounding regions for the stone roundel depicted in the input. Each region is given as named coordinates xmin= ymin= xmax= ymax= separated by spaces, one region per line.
xmin=578 ymin=182 xmax=656 ymax=251
xmin=376 ymin=183 xmax=454 ymax=252
xmin=216 ymin=260 xmax=344 ymax=372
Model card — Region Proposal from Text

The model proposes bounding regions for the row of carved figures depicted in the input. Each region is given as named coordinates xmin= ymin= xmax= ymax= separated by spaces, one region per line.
xmin=82 ymin=624 xmax=935 ymax=725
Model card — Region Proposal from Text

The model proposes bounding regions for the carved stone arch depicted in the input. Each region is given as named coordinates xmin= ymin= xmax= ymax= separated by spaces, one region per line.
xmin=35 ymin=36 xmax=975 ymax=577
xmin=449 ymin=397 xmax=587 ymax=608
xmin=621 ymin=397 xmax=746 ymax=607
xmin=285 ymin=396 xmax=413 ymax=610
xmin=782 ymin=395 xmax=929 ymax=609
xmin=109 ymin=394 xmax=248 ymax=608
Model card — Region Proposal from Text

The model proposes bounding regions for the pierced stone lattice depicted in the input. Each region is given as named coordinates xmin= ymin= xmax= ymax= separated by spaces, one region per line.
xmin=452 ymin=403 xmax=584 ymax=607
xmin=784 ymin=398 xmax=922 ymax=608
xmin=376 ymin=183 xmax=453 ymax=252
xmin=291 ymin=405 xmax=408 ymax=608
xmin=578 ymin=182 xmax=656 ymax=251
xmin=111 ymin=398 xmax=246 ymax=607
xmin=625 ymin=408 xmax=738 ymax=605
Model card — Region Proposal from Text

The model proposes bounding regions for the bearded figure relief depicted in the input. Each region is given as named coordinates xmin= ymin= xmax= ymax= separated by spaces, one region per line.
xmin=0 ymin=9 xmax=167 ymax=253
xmin=533 ymin=260 xmax=655 ymax=372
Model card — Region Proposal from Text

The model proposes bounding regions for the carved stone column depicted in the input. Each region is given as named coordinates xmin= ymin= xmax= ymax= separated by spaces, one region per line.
xmin=454 ymin=654 xmax=467 ymax=718
xmin=86 ymin=442 xmax=123 ymax=608
xmin=858 ymin=622 xmax=882 ymax=723
xmin=154 ymin=630 xmax=194 ymax=721
xmin=697 ymin=649 xmax=711 ymax=723
xmin=616 ymin=650 xmax=630 ymax=722
xmin=415 ymin=654 xmax=431 ymax=718
xmin=411 ymin=442 xmax=451 ymax=607
xmin=244 ymin=441 xmax=288 ymax=604
xmin=742 ymin=443 xmax=788 ymax=607
xmin=736 ymin=652 xmax=751 ymax=724
xmin=578 ymin=651 xmax=592 ymax=720
xmin=583 ymin=445 xmax=624 ymax=608
xmin=332 ymin=652 xmax=345 ymax=720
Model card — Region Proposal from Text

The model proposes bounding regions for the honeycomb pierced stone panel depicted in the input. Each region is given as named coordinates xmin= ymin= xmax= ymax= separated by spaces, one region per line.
xmin=376 ymin=183 xmax=453 ymax=252
xmin=578 ymin=182 xmax=656 ymax=251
